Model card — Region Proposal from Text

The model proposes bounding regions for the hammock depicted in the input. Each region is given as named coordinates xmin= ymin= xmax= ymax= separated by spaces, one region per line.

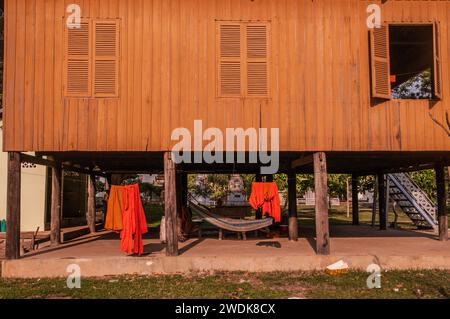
xmin=188 ymin=199 xmax=273 ymax=233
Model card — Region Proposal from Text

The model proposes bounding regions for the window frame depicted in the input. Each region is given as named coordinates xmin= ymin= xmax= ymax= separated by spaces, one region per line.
xmin=216 ymin=20 xmax=271 ymax=99
xmin=370 ymin=21 xmax=443 ymax=101
xmin=63 ymin=17 xmax=121 ymax=99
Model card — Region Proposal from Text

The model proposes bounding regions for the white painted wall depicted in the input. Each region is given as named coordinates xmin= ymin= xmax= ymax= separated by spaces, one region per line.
xmin=0 ymin=121 xmax=47 ymax=232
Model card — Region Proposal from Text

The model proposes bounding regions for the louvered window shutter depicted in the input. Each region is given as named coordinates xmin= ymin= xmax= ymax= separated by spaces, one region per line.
xmin=370 ymin=25 xmax=391 ymax=99
xmin=93 ymin=20 xmax=119 ymax=97
xmin=218 ymin=24 xmax=242 ymax=97
xmin=65 ymin=20 xmax=91 ymax=97
xmin=433 ymin=21 xmax=442 ymax=99
xmin=246 ymin=24 xmax=269 ymax=96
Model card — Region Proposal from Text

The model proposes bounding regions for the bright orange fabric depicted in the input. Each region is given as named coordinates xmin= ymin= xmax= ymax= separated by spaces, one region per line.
xmin=105 ymin=185 xmax=125 ymax=231
xmin=249 ymin=182 xmax=281 ymax=223
xmin=120 ymin=184 xmax=148 ymax=255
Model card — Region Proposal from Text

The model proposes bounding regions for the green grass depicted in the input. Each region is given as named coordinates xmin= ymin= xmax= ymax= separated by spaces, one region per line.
xmin=297 ymin=204 xmax=416 ymax=229
xmin=0 ymin=270 xmax=448 ymax=299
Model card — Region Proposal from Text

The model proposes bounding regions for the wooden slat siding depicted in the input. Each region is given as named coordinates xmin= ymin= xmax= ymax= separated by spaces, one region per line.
xmin=3 ymin=0 xmax=15 ymax=151
xmin=35 ymin=1 xmax=45 ymax=150
xmin=13 ymin=0 xmax=25 ymax=150
xmin=3 ymin=0 xmax=450 ymax=153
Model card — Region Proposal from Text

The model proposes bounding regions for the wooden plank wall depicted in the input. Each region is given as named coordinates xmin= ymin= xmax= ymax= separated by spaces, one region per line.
xmin=3 ymin=0 xmax=450 ymax=152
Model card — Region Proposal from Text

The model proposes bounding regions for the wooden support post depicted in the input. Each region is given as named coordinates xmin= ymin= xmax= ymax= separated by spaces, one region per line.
xmin=6 ymin=152 xmax=21 ymax=260
xmin=435 ymin=163 xmax=448 ymax=241
xmin=378 ymin=173 xmax=387 ymax=230
xmin=164 ymin=152 xmax=179 ymax=256
xmin=50 ymin=162 xmax=62 ymax=246
xmin=314 ymin=152 xmax=330 ymax=255
xmin=288 ymin=172 xmax=298 ymax=241
xmin=352 ymin=175 xmax=359 ymax=225
xmin=176 ymin=172 xmax=189 ymax=240
xmin=181 ymin=173 xmax=190 ymax=239
xmin=371 ymin=175 xmax=378 ymax=227
xmin=87 ymin=174 xmax=96 ymax=234
xmin=385 ymin=176 xmax=390 ymax=227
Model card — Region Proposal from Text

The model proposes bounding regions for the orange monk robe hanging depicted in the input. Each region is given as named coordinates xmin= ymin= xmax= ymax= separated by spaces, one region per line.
xmin=120 ymin=184 xmax=149 ymax=255
xmin=249 ymin=182 xmax=281 ymax=223
xmin=105 ymin=185 xmax=126 ymax=231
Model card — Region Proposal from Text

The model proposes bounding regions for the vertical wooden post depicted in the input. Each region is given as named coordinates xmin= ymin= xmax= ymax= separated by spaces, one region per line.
xmin=164 ymin=152 xmax=179 ymax=256
xmin=435 ymin=163 xmax=448 ymax=241
xmin=288 ymin=172 xmax=298 ymax=241
xmin=385 ymin=176 xmax=390 ymax=227
xmin=314 ymin=152 xmax=330 ymax=255
xmin=181 ymin=173 xmax=190 ymax=238
xmin=87 ymin=174 xmax=96 ymax=234
xmin=50 ymin=162 xmax=62 ymax=246
xmin=352 ymin=175 xmax=359 ymax=225
xmin=6 ymin=152 xmax=21 ymax=260
xmin=176 ymin=172 xmax=189 ymax=240
xmin=378 ymin=173 xmax=387 ymax=230
xmin=371 ymin=175 xmax=378 ymax=227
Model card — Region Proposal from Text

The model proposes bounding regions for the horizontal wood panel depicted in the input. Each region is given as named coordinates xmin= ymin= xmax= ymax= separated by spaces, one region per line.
xmin=3 ymin=0 xmax=450 ymax=152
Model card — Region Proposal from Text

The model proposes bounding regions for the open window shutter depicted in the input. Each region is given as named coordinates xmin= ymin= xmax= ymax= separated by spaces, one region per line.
xmin=64 ymin=19 xmax=91 ymax=97
xmin=433 ymin=21 xmax=442 ymax=99
xmin=93 ymin=20 xmax=119 ymax=97
xmin=370 ymin=25 xmax=391 ymax=99
xmin=246 ymin=24 xmax=269 ymax=96
xmin=218 ymin=24 xmax=241 ymax=97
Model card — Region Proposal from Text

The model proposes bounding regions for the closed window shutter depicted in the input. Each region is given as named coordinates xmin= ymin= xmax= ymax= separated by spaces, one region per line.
xmin=64 ymin=20 xmax=91 ymax=97
xmin=370 ymin=25 xmax=391 ymax=99
xmin=433 ymin=21 xmax=442 ymax=99
xmin=218 ymin=24 xmax=241 ymax=97
xmin=246 ymin=24 xmax=268 ymax=96
xmin=93 ymin=20 xmax=119 ymax=97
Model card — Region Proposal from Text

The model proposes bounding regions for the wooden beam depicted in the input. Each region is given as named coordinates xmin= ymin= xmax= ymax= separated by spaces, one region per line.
xmin=291 ymin=154 xmax=313 ymax=169
xmin=352 ymin=175 xmax=360 ymax=225
xmin=435 ymin=163 xmax=448 ymax=241
xmin=378 ymin=174 xmax=387 ymax=230
xmin=20 ymin=153 xmax=56 ymax=168
xmin=314 ymin=152 xmax=330 ymax=255
xmin=62 ymin=164 xmax=106 ymax=177
xmin=288 ymin=172 xmax=298 ymax=241
xmin=50 ymin=162 xmax=62 ymax=245
xmin=87 ymin=174 xmax=96 ymax=234
xmin=20 ymin=153 xmax=106 ymax=177
xmin=6 ymin=152 xmax=21 ymax=260
xmin=164 ymin=152 xmax=179 ymax=256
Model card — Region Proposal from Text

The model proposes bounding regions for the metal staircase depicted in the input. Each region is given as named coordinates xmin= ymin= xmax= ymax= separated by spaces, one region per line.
xmin=387 ymin=173 xmax=438 ymax=230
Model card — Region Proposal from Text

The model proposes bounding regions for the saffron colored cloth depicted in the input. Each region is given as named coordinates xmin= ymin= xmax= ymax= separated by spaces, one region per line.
xmin=120 ymin=184 xmax=148 ymax=255
xmin=104 ymin=185 xmax=126 ymax=231
xmin=249 ymin=182 xmax=281 ymax=223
